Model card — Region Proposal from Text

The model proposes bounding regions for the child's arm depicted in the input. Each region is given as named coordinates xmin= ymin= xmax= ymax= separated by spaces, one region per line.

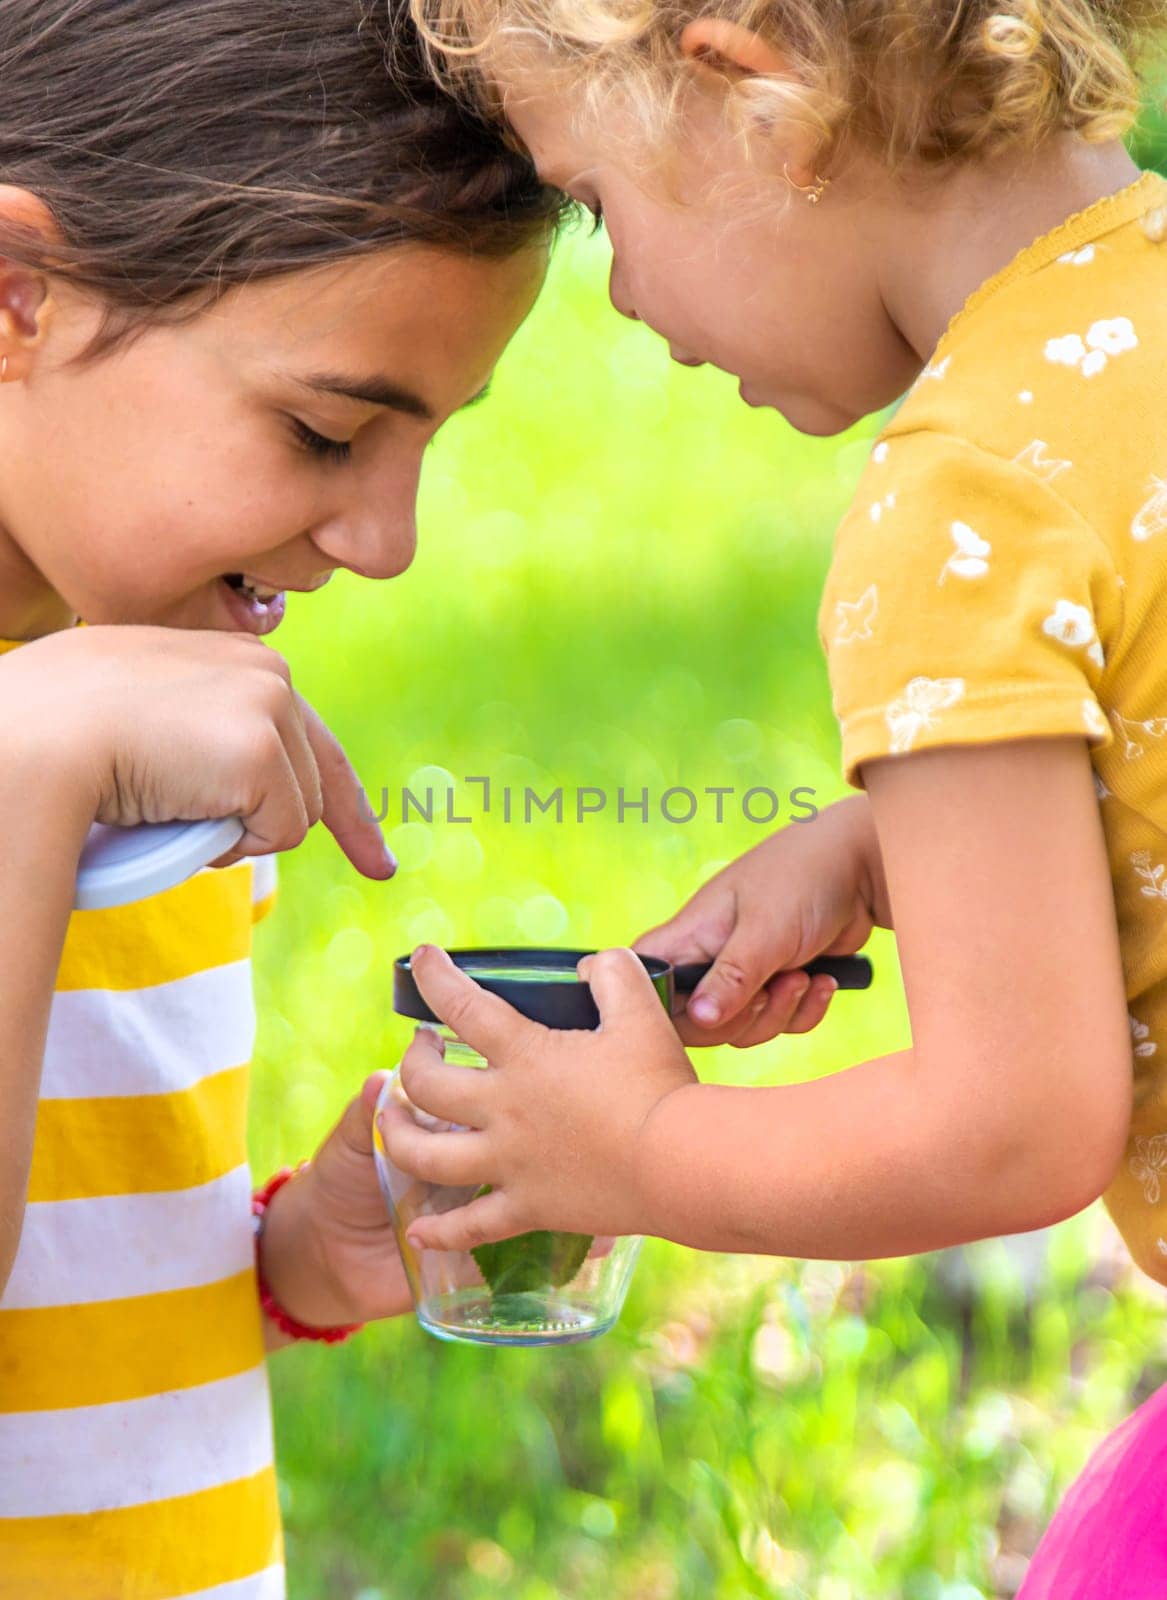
xmin=384 ymin=735 xmax=1131 ymax=1258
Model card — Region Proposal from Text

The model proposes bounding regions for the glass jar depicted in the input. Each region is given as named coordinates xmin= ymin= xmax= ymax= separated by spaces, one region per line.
xmin=373 ymin=949 xmax=671 ymax=1347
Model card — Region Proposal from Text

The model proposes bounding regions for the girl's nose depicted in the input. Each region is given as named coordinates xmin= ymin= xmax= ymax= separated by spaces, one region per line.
xmin=311 ymin=499 xmax=418 ymax=582
xmin=310 ymin=451 xmax=424 ymax=580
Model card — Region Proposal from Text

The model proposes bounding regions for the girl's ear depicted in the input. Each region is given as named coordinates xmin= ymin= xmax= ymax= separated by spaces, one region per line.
xmin=0 ymin=187 xmax=59 ymax=384
xmin=680 ymin=18 xmax=792 ymax=81
xmin=679 ymin=19 xmax=823 ymax=188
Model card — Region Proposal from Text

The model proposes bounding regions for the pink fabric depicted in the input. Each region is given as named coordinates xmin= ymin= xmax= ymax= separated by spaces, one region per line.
xmin=1018 ymin=1380 xmax=1167 ymax=1598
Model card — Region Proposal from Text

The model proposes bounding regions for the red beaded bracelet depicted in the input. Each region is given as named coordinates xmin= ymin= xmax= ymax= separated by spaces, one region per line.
xmin=252 ymin=1164 xmax=365 ymax=1345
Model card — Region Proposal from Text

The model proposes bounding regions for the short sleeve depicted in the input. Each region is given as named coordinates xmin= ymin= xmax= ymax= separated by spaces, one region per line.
xmin=251 ymin=853 xmax=279 ymax=923
xmin=816 ymin=431 xmax=1121 ymax=790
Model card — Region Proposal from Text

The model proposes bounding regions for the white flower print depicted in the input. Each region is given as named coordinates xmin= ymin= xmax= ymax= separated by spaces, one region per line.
xmin=938 ymin=521 xmax=992 ymax=584
xmin=833 ymin=585 xmax=879 ymax=645
xmin=885 ymin=676 xmax=965 ymax=753
xmin=1089 ymin=317 xmax=1138 ymax=357
xmin=919 ymin=355 xmax=951 ymax=383
xmin=869 ymin=492 xmax=897 ymax=524
xmin=1130 ymin=1013 xmax=1158 ymax=1059
xmin=1043 ymin=599 xmax=1092 ymax=646
xmin=1159 ymin=1237 xmax=1167 ymax=1258
xmin=1132 ymin=849 xmax=1167 ymax=901
xmin=1130 ymin=1134 xmax=1167 ymax=1203
xmin=1014 ymin=440 xmax=1073 ymax=483
xmin=1046 ymin=333 xmax=1087 ymax=369
xmin=1044 ymin=316 xmax=1138 ymax=379
xmin=1132 ymin=478 xmax=1167 ymax=542
xmin=1082 ymin=699 xmax=1109 ymax=740
xmin=872 ymin=442 xmax=890 ymax=465
xmin=1042 ymin=599 xmax=1104 ymax=668
xmin=1110 ymin=708 xmax=1167 ymax=762
xmin=1142 ymin=206 xmax=1167 ymax=244
xmin=1094 ymin=771 xmax=1112 ymax=802
xmin=1018 ymin=390 xmax=1035 ymax=405
xmin=1058 ymin=245 xmax=1096 ymax=266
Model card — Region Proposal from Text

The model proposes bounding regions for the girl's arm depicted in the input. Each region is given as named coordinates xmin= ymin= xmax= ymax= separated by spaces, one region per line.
xmin=0 ymin=627 xmax=393 ymax=1297
xmin=255 ymin=1074 xmax=415 ymax=1350
xmin=386 ymin=736 xmax=1132 ymax=1258
xmin=0 ymin=739 xmax=95 ymax=1289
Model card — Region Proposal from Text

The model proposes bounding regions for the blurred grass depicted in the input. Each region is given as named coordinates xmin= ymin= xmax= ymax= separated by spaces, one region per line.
xmin=250 ymin=124 xmax=1167 ymax=1599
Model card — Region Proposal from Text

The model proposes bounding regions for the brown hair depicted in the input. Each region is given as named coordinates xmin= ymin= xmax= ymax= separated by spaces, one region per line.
xmin=412 ymin=0 xmax=1167 ymax=166
xmin=0 ymin=0 xmax=566 ymax=343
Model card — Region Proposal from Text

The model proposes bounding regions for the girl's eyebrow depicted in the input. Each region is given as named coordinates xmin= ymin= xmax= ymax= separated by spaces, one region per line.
xmin=284 ymin=371 xmax=493 ymax=418
xmin=291 ymin=370 xmax=435 ymax=420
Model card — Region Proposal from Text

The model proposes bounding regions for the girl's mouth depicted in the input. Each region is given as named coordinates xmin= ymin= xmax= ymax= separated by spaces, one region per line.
xmin=218 ymin=572 xmax=288 ymax=636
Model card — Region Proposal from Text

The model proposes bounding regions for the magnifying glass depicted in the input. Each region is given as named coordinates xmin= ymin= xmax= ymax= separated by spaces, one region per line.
xmin=74 ymin=835 xmax=875 ymax=1005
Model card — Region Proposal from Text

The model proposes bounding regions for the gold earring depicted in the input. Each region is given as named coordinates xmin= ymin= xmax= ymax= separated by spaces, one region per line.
xmin=783 ymin=163 xmax=831 ymax=205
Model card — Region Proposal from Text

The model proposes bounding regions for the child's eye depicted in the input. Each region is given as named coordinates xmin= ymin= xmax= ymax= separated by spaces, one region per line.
xmin=590 ymin=204 xmax=604 ymax=236
xmin=290 ymin=417 xmax=353 ymax=464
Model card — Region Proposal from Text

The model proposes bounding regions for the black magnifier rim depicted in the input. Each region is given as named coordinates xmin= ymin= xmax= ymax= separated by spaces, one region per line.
xmin=393 ymin=947 xmax=672 ymax=1031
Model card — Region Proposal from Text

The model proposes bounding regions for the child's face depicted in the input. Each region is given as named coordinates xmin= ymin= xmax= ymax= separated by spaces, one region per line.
xmin=0 ymin=244 xmax=545 ymax=637
xmin=504 ymin=79 xmax=921 ymax=435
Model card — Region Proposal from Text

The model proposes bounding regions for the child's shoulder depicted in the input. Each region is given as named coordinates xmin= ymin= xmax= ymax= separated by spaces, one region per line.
xmin=868 ymin=171 xmax=1166 ymax=548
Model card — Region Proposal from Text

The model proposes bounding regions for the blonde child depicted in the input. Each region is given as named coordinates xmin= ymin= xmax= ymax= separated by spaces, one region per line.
xmin=0 ymin=1 xmax=555 ymax=1592
xmin=381 ymin=1 xmax=1167 ymax=1586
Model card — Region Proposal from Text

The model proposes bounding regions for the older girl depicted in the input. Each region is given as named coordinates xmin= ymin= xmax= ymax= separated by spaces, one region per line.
xmin=0 ymin=1 xmax=557 ymax=1593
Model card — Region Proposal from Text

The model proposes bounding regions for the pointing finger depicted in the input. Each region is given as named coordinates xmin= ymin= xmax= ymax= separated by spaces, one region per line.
xmin=298 ymin=695 xmax=396 ymax=882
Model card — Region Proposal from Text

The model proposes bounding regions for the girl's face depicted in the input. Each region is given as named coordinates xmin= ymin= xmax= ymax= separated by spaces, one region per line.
xmin=0 ymin=243 xmax=546 ymax=638
xmin=503 ymin=78 xmax=921 ymax=436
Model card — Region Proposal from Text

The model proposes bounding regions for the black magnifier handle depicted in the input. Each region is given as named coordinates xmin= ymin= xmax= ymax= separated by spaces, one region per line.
xmin=672 ymin=954 xmax=873 ymax=994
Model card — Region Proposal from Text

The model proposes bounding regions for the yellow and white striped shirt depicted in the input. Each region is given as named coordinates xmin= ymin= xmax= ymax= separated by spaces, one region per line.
xmin=0 ymin=640 xmax=284 ymax=1599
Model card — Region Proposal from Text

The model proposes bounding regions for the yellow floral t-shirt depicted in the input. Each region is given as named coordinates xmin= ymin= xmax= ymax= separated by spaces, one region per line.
xmin=817 ymin=170 xmax=1167 ymax=1284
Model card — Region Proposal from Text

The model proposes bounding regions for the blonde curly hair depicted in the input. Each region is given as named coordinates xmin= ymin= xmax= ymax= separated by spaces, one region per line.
xmin=409 ymin=0 xmax=1167 ymax=167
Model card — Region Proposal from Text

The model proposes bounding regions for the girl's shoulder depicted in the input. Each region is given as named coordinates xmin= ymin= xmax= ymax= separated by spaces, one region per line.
xmin=865 ymin=172 xmax=1166 ymax=560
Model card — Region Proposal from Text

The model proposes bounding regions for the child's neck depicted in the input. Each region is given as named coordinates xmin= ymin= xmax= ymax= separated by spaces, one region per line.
xmin=876 ymin=135 xmax=1143 ymax=363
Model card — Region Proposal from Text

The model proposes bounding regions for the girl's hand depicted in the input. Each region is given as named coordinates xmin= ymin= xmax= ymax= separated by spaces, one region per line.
xmin=3 ymin=624 xmax=394 ymax=880
xmin=378 ymin=945 xmax=697 ymax=1252
xmin=633 ymin=794 xmax=887 ymax=1048
xmin=257 ymin=1073 xmax=414 ymax=1332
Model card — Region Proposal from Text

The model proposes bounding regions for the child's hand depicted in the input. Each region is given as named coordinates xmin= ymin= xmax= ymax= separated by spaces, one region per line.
xmin=379 ymin=945 xmax=698 ymax=1251
xmin=4 ymin=624 xmax=394 ymax=880
xmin=634 ymin=795 xmax=886 ymax=1048
xmin=258 ymin=1073 xmax=414 ymax=1331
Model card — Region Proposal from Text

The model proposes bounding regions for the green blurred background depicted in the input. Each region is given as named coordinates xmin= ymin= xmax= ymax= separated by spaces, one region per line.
xmin=250 ymin=110 xmax=1167 ymax=1600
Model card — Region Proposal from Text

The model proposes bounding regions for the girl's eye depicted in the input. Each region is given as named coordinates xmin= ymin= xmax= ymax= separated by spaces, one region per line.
xmin=590 ymin=204 xmax=604 ymax=236
xmin=290 ymin=417 xmax=353 ymax=464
